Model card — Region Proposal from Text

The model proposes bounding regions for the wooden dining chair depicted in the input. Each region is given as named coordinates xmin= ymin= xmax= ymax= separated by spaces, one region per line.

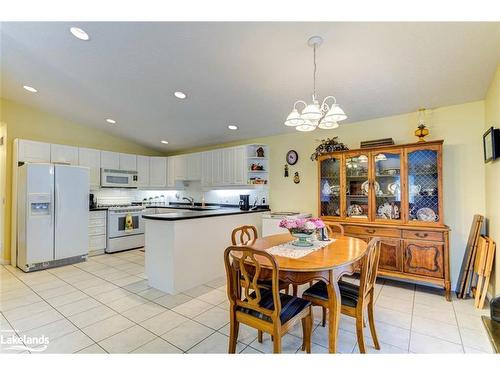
xmin=301 ymin=237 xmax=382 ymax=353
xmin=224 ymin=245 xmax=313 ymax=353
xmin=326 ymin=222 xmax=344 ymax=237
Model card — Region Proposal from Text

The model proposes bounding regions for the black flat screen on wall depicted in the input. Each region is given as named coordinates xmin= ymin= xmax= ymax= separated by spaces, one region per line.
xmin=483 ymin=127 xmax=500 ymax=163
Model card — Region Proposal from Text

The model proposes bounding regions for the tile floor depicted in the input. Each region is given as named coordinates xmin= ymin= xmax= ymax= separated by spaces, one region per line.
xmin=0 ymin=249 xmax=494 ymax=354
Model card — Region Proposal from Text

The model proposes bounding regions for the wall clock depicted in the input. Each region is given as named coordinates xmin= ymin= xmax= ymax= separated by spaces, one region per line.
xmin=286 ymin=150 xmax=298 ymax=165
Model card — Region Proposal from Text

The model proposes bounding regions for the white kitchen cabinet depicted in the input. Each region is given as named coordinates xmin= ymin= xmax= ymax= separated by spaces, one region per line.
xmin=174 ymin=155 xmax=187 ymax=180
xmin=17 ymin=139 xmax=51 ymax=163
xmin=100 ymin=151 xmax=120 ymax=169
xmin=119 ymin=153 xmax=137 ymax=171
xmin=222 ymin=147 xmax=235 ymax=185
xmin=149 ymin=156 xmax=167 ymax=188
xmin=211 ymin=149 xmax=222 ymax=186
xmin=89 ymin=210 xmax=106 ymax=255
xmin=233 ymin=146 xmax=247 ymax=185
xmin=51 ymin=144 xmax=79 ymax=165
xmin=186 ymin=153 xmax=201 ymax=180
xmin=137 ymin=155 xmax=150 ymax=188
xmin=201 ymin=151 xmax=212 ymax=187
xmin=78 ymin=147 xmax=101 ymax=189
xmin=167 ymin=157 xmax=175 ymax=187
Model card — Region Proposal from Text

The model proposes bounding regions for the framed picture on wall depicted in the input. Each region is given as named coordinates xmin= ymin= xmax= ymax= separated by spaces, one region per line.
xmin=483 ymin=127 xmax=500 ymax=163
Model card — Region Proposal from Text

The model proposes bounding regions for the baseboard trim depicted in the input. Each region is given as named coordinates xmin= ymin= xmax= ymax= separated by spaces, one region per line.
xmin=0 ymin=258 xmax=10 ymax=265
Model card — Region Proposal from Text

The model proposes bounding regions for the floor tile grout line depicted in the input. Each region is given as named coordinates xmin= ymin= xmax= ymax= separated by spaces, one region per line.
xmin=2 ymin=265 xmax=100 ymax=353
xmin=406 ymin=282 xmax=416 ymax=353
xmin=0 ymin=308 xmax=31 ymax=354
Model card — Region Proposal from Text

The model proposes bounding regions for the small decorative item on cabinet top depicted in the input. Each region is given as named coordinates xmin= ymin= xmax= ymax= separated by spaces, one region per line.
xmin=310 ymin=137 xmax=349 ymax=161
xmin=256 ymin=147 xmax=265 ymax=157
xmin=414 ymin=108 xmax=430 ymax=142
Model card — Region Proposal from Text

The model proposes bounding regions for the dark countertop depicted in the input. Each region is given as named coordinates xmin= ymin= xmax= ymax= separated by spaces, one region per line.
xmin=89 ymin=207 xmax=108 ymax=211
xmin=142 ymin=207 xmax=270 ymax=221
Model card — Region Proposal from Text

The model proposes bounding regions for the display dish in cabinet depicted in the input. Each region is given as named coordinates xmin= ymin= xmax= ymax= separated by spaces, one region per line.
xmin=318 ymin=140 xmax=450 ymax=300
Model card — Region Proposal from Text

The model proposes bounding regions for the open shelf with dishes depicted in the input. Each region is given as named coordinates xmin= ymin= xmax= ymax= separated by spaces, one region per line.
xmin=317 ymin=140 xmax=451 ymax=300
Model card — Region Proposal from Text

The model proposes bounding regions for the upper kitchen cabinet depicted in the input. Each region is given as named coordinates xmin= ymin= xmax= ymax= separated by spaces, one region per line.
xmin=16 ymin=139 xmax=51 ymax=163
xmin=186 ymin=153 xmax=201 ymax=180
xmin=211 ymin=149 xmax=223 ymax=186
xmin=167 ymin=157 xmax=175 ymax=188
xmin=119 ymin=153 xmax=137 ymax=171
xmin=51 ymin=144 xmax=79 ymax=165
xmin=149 ymin=156 xmax=167 ymax=188
xmin=233 ymin=146 xmax=247 ymax=185
xmin=78 ymin=147 xmax=101 ymax=189
xmin=173 ymin=155 xmax=187 ymax=180
xmin=100 ymin=151 xmax=120 ymax=169
xmin=222 ymin=147 xmax=235 ymax=185
xmin=137 ymin=155 xmax=150 ymax=188
xmin=201 ymin=151 xmax=212 ymax=187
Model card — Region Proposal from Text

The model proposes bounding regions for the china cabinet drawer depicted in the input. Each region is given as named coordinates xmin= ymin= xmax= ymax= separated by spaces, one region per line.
xmin=344 ymin=225 xmax=400 ymax=238
xmin=402 ymin=230 xmax=443 ymax=242
xmin=89 ymin=235 xmax=106 ymax=251
xmin=403 ymin=240 xmax=444 ymax=278
xmin=89 ymin=226 xmax=106 ymax=236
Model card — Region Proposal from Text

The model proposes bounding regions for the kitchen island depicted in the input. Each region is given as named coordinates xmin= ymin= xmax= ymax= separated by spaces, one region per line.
xmin=142 ymin=207 xmax=269 ymax=294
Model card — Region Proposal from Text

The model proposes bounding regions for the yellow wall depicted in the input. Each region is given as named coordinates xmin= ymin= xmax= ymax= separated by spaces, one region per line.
xmin=484 ymin=64 xmax=500 ymax=296
xmin=177 ymin=101 xmax=487 ymax=288
xmin=0 ymin=97 xmax=161 ymax=263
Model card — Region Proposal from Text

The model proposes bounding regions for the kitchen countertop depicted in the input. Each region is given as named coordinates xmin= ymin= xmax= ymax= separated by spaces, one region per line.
xmin=142 ymin=207 xmax=270 ymax=221
xmin=89 ymin=207 xmax=108 ymax=211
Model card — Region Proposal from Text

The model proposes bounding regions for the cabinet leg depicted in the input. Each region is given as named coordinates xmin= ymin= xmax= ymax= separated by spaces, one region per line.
xmin=445 ymin=281 xmax=451 ymax=302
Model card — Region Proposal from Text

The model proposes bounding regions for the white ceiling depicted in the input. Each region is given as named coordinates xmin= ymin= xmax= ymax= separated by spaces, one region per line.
xmin=1 ymin=22 xmax=499 ymax=152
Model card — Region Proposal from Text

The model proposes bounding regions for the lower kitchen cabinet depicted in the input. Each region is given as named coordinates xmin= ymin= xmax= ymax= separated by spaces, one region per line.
xmin=403 ymin=240 xmax=444 ymax=279
xmin=379 ymin=238 xmax=403 ymax=272
xmin=89 ymin=211 xmax=107 ymax=255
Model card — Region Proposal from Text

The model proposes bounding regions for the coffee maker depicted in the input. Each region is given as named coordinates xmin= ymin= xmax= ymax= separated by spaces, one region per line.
xmin=239 ymin=194 xmax=250 ymax=211
xmin=89 ymin=193 xmax=96 ymax=209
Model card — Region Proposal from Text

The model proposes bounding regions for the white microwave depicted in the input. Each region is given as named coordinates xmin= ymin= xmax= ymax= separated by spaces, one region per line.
xmin=100 ymin=169 xmax=138 ymax=188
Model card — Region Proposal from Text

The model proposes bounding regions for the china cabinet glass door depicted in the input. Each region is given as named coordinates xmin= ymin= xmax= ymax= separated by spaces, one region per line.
xmin=373 ymin=150 xmax=403 ymax=222
xmin=319 ymin=156 xmax=341 ymax=217
xmin=345 ymin=153 xmax=369 ymax=220
xmin=407 ymin=147 xmax=440 ymax=224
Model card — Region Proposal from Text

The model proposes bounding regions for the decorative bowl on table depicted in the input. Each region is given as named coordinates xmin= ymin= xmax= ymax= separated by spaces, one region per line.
xmin=279 ymin=217 xmax=326 ymax=247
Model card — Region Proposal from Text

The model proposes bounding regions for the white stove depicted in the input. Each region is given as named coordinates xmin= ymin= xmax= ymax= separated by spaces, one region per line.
xmin=105 ymin=205 xmax=145 ymax=253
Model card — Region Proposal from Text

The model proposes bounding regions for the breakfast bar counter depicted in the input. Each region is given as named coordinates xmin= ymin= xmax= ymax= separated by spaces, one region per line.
xmin=143 ymin=208 xmax=268 ymax=294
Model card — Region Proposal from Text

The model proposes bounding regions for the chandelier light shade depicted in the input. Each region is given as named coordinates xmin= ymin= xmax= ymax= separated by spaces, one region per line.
xmin=284 ymin=108 xmax=305 ymax=126
xmin=284 ymin=36 xmax=348 ymax=132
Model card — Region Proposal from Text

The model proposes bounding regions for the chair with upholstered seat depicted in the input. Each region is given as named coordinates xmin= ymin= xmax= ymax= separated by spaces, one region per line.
xmin=224 ymin=245 xmax=313 ymax=353
xmin=301 ymin=237 xmax=382 ymax=353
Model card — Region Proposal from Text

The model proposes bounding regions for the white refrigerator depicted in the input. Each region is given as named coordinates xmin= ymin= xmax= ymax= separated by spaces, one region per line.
xmin=17 ymin=163 xmax=89 ymax=272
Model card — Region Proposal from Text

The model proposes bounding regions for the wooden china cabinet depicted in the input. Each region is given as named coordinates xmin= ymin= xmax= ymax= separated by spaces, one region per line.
xmin=318 ymin=140 xmax=451 ymax=300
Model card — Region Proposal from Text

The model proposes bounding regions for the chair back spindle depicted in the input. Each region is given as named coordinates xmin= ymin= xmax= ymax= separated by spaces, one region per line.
xmin=231 ymin=225 xmax=258 ymax=246
xmin=358 ymin=238 xmax=382 ymax=300
xmin=326 ymin=223 xmax=344 ymax=237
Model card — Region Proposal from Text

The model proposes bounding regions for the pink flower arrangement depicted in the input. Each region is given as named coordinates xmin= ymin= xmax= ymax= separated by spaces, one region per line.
xmin=279 ymin=217 xmax=325 ymax=234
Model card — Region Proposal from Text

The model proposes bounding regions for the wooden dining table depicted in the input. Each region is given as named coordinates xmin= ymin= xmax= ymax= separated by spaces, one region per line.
xmin=249 ymin=232 xmax=368 ymax=353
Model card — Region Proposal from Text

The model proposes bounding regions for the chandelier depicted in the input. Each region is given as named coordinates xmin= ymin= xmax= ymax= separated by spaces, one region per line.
xmin=284 ymin=36 xmax=347 ymax=132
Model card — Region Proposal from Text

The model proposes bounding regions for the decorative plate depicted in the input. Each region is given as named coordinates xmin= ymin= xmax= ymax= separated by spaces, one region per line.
xmin=361 ymin=180 xmax=380 ymax=195
xmin=322 ymin=181 xmax=331 ymax=196
xmin=416 ymin=207 xmax=437 ymax=222
xmin=377 ymin=202 xmax=400 ymax=220
xmin=387 ymin=182 xmax=400 ymax=195
xmin=410 ymin=184 xmax=421 ymax=195
xmin=286 ymin=150 xmax=299 ymax=165
xmin=348 ymin=204 xmax=363 ymax=216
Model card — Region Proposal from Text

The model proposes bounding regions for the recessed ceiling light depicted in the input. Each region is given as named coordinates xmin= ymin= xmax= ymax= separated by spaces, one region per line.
xmin=174 ymin=91 xmax=187 ymax=99
xmin=70 ymin=27 xmax=90 ymax=41
xmin=23 ymin=85 xmax=38 ymax=93
xmin=228 ymin=125 xmax=238 ymax=130
xmin=161 ymin=140 xmax=169 ymax=144
xmin=106 ymin=118 xmax=116 ymax=124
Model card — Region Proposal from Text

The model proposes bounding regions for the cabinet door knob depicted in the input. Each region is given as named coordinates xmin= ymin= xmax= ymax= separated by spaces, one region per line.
xmin=366 ymin=229 xmax=376 ymax=234
xmin=416 ymin=232 xmax=428 ymax=238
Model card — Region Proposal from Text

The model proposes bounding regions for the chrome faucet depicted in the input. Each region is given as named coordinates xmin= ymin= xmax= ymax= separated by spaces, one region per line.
xmin=182 ymin=196 xmax=195 ymax=207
